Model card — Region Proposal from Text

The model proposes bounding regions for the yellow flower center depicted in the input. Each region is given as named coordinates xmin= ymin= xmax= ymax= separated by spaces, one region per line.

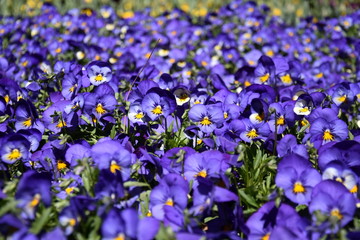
xmin=335 ymin=177 xmax=343 ymax=183
xmin=95 ymin=74 xmax=103 ymax=82
xmin=96 ymin=103 xmax=106 ymax=115
xmin=169 ymin=58 xmax=176 ymax=64
xmin=244 ymin=80 xmax=251 ymax=87
xmin=110 ymin=162 xmax=121 ymax=174
xmin=315 ymin=72 xmax=323 ymax=78
xmin=336 ymin=95 xmax=346 ymax=103
xmin=57 ymin=160 xmax=67 ymax=170
xmin=261 ymin=233 xmax=270 ymax=240
xmin=69 ymin=218 xmax=77 ymax=227
xmin=276 ymin=116 xmax=285 ymax=125
xmin=56 ymin=120 xmax=67 ymax=128
xmin=29 ymin=194 xmax=41 ymax=207
xmin=69 ymin=84 xmax=77 ymax=93
xmin=259 ymin=73 xmax=270 ymax=83
xmin=200 ymin=117 xmax=212 ymax=126
xmin=246 ymin=129 xmax=258 ymax=139
xmin=195 ymin=169 xmax=207 ymax=178
xmin=65 ymin=187 xmax=74 ymax=195
xmin=299 ymin=107 xmax=309 ymax=113
xmin=22 ymin=61 xmax=28 ymax=67
xmin=280 ymin=74 xmax=292 ymax=84
xmin=165 ymin=198 xmax=174 ymax=206
xmin=350 ymin=185 xmax=358 ymax=193
xmin=330 ymin=208 xmax=343 ymax=220
xmin=135 ymin=112 xmax=144 ymax=119
xmin=151 ymin=105 xmax=163 ymax=115
xmin=248 ymin=60 xmax=255 ymax=66
xmin=266 ymin=50 xmax=274 ymax=57
xmin=55 ymin=47 xmax=62 ymax=53
xmin=293 ymin=182 xmax=306 ymax=193
xmin=255 ymin=113 xmax=265 ymax=122
xmin=114 ymin=233 xmax=125 ymax=240
xmin=4 ymin=95 xmax=10 ymax=103
xmin=223 ymin=112 xmax=228 ymax=119
xmin=23 ymin=117 xmax=32 ymax=127
xmin=7 ymin=149 xmax=22 ymax=161
xmin=201 ymin=61 xmax=208 ymax=67
xmin=323 ymin=130 xmax=334 ymax=141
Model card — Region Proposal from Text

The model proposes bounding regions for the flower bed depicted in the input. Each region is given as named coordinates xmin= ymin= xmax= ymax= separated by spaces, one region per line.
xmin=1 ymin=1 xmax=360 ymax=239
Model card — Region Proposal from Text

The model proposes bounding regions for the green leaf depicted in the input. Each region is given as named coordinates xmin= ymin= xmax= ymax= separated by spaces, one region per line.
xmin=30 ymin=207 xmax=52 ymax=234
xmin=238 ymin=189 xmax=259 ymax=208
xmin=0 ymin=199 xmax=17 ymax=216
xmin=110 ymin=124 xmax=117 ymax=139
xmin=155 ymin=224 xmax=176 ymax=240
xmin=204 ymin=216 xmax=218 ymax=223
xmin=296 ymin=204 xmax=307 ymax=212
xmin=88 ymin=216 xmax=102 ymax=240
xmin=0 ymin=114 xmax=9 ymax=123
xmin=124 ymin=181 xmax=150 ymax=188
xmin=299 ymin=123 xmax=310 ymax=133
xmin=349 ymin=131 xmax=354 ymax=140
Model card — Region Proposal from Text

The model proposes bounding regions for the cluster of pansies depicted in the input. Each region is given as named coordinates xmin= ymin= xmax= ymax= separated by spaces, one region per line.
xmin=1 ymin=0 xmax=360 ymax=239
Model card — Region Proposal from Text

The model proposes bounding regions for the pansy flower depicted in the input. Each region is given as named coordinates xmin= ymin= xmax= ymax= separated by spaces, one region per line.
xmin=318 ymin=140 xmax=360 ymax=176
xmin=128 ymin=102 xmax=146 ymax=124
xmin=309 ymin=117 xmax=348 ymax=149
xmin=268 ymin=102 xmax=295 ymax=134
xmin=15 ymin=171 xmax=52 ymax=219
xmin=276 ymin=154 xmax=321 ymax=205
xmin=188 ymin=104 xmax=224 ymax=134
xmin=293 ymin=93 xmax=314 ymax=116
xmin=149 ymin=174 xmax=188 ymax=221
xmin=246 ymin=201 xmax=308 ymax=240
xmin=14 ymin=99 xmax=44 ymax=133
xmin=189 ymin=91 xmax=208 ymax=106
xmin=173 ymin=87 xmax=191 ymax=106
xmin=101 ymin=208 xmax=138 ymax=240
xmin=0 ymin=134 xmax=30 ymax=165
xmin=161 ymin=147 xmax=196 ymax=175
xmin=239 ymin=118 xmax=270 ymax=143
xmin=329 ymin=82 xmax=355 ymax=108
xmin=84 ymin=83 xmax=117 ymax=121
xmin=309 ymin=180 xmax=356 ymax=234
xmin=253 ymin=55 xmax=275 ymax=85
xmin=59 ymin=205 xmax=81 ymax=236
xmin=91 ymin=138 xmax=135 ymax=180
xmin=61 ymin=73 xmax=82 ymax=100
xmin=94 ymin=169 xmax=125 ymax=201
xmin=322 ymin=161 xmax=358 ymax=194
xmin=86 ymin=60 xmax=112 ymax=86
xmin=276 ymin=134 xmax=308 ymax=159
xmin=184 ymin=150 xmax=229 ymax=187
xmin=141 ymin=88 xmax=176 ymax=121
xmin=43 ymin=100 xmax=75 ymax=133
xmin=249 ymin=98 xmax=269 ymax=125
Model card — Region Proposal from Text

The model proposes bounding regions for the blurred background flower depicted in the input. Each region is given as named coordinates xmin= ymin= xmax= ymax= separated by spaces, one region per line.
xmin=1 ymin=0 xmax=359 ymax=25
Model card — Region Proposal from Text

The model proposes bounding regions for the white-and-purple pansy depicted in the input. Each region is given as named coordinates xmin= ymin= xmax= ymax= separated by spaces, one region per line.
xmin=86 ymin=60 xmax=112 ymax=86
